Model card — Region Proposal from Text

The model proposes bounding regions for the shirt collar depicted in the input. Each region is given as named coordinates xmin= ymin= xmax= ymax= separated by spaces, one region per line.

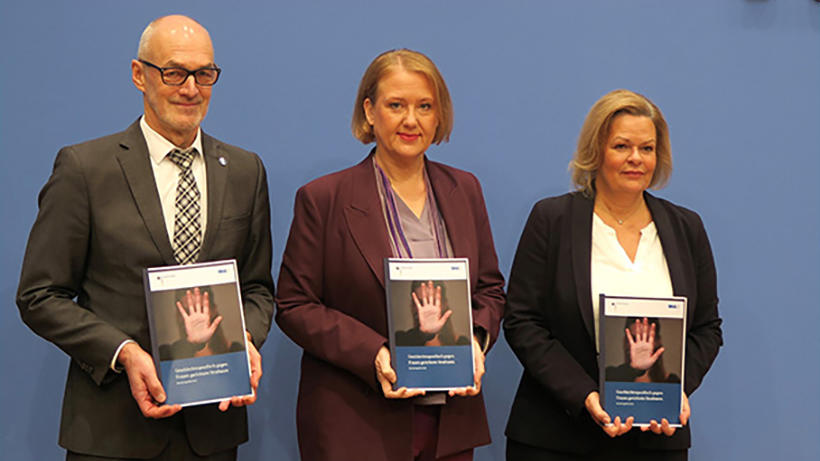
xmin=139 ymin=116 xmax=204 ymax=165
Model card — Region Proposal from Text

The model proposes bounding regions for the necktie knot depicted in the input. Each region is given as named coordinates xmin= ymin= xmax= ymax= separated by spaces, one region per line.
xmin=168 ymin=148 xmax=197 ymax=171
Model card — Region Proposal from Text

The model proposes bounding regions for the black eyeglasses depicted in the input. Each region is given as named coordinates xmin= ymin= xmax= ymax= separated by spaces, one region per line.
xmin=139 ymin=59 xmax=221 ymax=86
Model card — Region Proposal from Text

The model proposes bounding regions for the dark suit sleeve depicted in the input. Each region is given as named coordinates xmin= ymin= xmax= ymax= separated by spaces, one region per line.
xmin=276 ymin=185 xmax=387 ymax=390
xmin=237 ymin=155 xmax=275 ymax=349
xmin=503 ymin=201 xmax=598 ymax=419
xmin=464 ymin=174 xmax=506 ymax=351
xmin=681 ymin=210 xmax=723 ymax=396
xmin=16 ymin=146 xmax=129 ymax=385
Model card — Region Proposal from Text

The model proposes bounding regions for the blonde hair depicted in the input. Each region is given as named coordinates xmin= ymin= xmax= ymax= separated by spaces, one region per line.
xmin=351 ymin=49 xmax=453 ymax=144
xmin=570 ymin=89 xmax=672 ymax=196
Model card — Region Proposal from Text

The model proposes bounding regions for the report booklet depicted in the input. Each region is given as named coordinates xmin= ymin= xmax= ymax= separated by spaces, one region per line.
xmin=143 ymin=259 xmax=252 ymax=406
xmin=598 ymin=294 xmax=687 ymax=427
xmin=384 ymin=258 xmax=474 ymax=391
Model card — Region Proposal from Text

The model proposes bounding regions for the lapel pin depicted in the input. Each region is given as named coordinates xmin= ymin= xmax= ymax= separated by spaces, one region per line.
xmin=218 ymin=156 xmax=228 ymax=166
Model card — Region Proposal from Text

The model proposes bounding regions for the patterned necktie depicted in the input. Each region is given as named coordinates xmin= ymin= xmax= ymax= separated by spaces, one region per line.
xmin=167 ymin=148 xmax=202 ymax=265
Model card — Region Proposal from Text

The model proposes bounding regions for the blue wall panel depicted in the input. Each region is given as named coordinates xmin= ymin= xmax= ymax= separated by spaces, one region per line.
xmin=1 ymin=1 xmax=818 ymax=460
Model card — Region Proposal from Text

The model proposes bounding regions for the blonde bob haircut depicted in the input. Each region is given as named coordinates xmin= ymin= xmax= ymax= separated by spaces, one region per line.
xmin=352 ymin=49 xmax=453 ymax=145
xmin=570 ymin=89 xmax=672 ymax=196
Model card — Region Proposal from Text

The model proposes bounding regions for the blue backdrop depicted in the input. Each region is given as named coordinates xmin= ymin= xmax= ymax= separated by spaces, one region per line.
xmin=1 ymin=1 xmax=818 ymax=460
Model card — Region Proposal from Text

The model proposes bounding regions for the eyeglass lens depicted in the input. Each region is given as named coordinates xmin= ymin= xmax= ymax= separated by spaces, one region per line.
xmin=162 ymin=68 xmax=219 ymax=85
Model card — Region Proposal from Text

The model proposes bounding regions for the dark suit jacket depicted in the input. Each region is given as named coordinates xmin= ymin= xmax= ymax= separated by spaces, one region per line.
xmin=503 ymin=191 xmax=723 ymax=455
xmin=276 ymin=154 xmax=505 ymax=461
xmin=16 ymin=120 xmax=275 ymax=458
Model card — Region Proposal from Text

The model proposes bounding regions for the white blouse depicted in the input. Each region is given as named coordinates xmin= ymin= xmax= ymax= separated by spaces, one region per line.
xmin=590 ymin=213 xmax=673 ymax=352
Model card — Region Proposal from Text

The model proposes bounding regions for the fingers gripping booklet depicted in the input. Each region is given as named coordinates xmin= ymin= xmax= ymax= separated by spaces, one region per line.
xmin=385 ymin=258 xmax=475 ymax=391
xmin=144 ymin=260 xmax=252 ymax=407
xmin=598 ymin=294 xmax=687 ymax=427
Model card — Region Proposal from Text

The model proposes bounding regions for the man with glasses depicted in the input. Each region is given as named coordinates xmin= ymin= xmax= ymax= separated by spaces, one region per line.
xmin=17 ymin=15 xmax=274 ymax=461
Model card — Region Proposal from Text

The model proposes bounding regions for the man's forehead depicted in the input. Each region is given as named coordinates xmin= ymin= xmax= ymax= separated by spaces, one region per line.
xmin=155 ymin=49 xmax=215 ymax=67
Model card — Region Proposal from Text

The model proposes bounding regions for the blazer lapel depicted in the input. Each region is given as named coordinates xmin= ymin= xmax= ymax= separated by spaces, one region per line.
xmin=198 ymin=133 xmax=227 ymax=262
xmin=343 ymin=156 xmax=392 ymax=288
xmin=115 ymin=120 xmax=176 ymax=265
xmin=645 ymin=193 xmax=692 ymax=321
xmin=426 ymin=161 xmax=476 ymax=279
xmin=570 ymin=192 xmax=596 ymax=342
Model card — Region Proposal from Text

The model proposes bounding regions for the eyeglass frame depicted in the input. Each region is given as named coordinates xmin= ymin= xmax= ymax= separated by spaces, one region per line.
xmin=138 ymin=59 xmax=222 ymax=86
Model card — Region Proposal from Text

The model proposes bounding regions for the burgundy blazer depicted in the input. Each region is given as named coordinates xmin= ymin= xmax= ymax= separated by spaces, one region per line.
xmin=276 ymin=154 xmax=506 ymax=461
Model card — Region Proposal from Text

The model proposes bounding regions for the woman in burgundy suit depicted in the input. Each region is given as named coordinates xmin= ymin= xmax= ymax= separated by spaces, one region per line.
xmin=276 ymin=49 xmax=505 ymax=461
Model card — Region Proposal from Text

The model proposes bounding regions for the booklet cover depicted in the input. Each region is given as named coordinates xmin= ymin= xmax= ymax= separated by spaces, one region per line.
xmin=143 ymin=259 xmax=252 ymax=407
xmin=598 ymin=294 xmax=687 ymax=427
xmin=384 ymin=258 xmax=474 ymax=391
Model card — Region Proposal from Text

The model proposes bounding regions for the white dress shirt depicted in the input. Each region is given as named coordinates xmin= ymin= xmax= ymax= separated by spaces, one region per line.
xmin=140 ymin=116 xmax=208 ymax=239
xmin=590 ymin=213 xmax=673 ymax=352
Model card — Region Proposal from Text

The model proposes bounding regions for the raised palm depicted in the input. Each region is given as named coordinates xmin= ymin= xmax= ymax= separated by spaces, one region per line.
xmin=412 ymin=281 xmax=452 ymax=335
xmin=626 ymin=318 xmax=664 ymax=371
xmin=176 ymin=287 xmax=222 ymax=344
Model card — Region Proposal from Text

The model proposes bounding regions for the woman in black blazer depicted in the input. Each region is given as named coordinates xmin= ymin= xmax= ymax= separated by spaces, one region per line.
xmin=503 ymin=89 xmax=723 ymax=460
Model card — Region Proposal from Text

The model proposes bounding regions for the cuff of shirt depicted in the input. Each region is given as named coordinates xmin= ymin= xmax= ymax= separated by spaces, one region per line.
xmin=110 ymin=339 xmax=137 ymax=372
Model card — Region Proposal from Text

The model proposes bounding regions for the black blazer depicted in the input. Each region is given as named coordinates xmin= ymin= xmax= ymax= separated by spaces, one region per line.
xmin=16 ymin=120 xmax=275 ymax=458
xmin=503 ymin=191 xmax=722 ymax=455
